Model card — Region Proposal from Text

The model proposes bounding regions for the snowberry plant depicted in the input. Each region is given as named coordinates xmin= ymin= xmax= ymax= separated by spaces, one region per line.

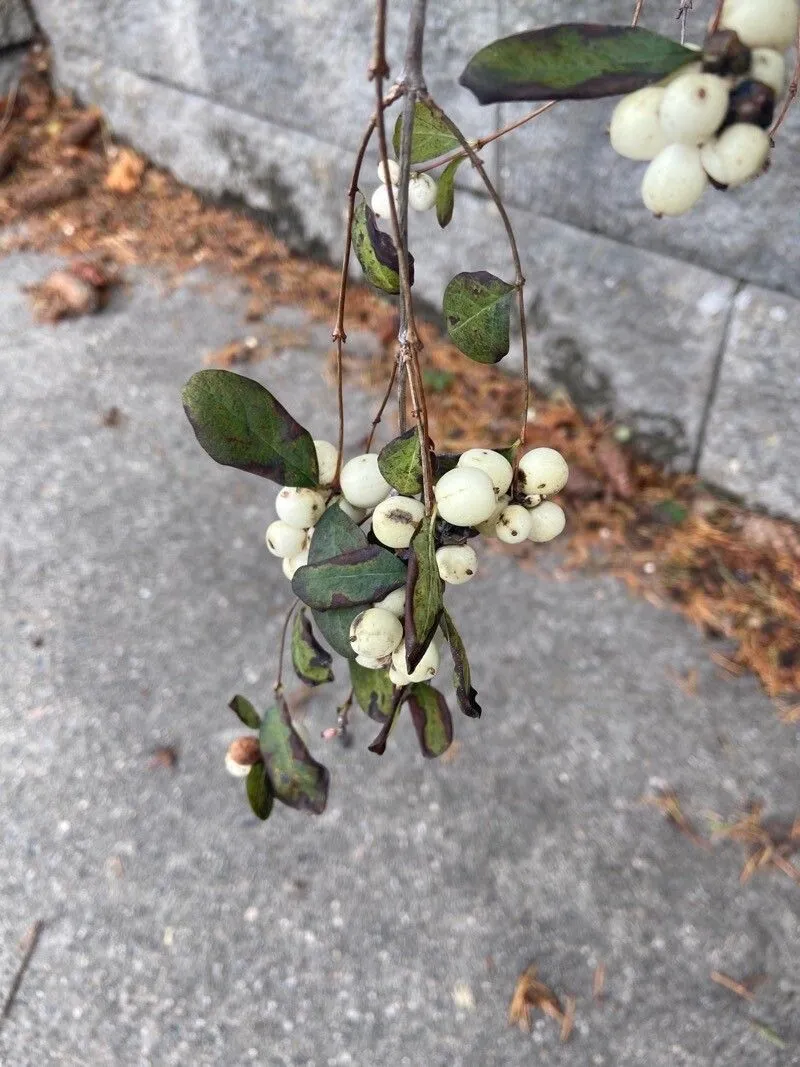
xmin=182 ymin=0 xmax=798 ymax=822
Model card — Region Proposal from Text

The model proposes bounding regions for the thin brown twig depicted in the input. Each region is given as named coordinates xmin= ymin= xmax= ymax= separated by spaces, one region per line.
xmin=709 ymin=0 xmax=725 ymax=33
xmin=710 ymin=971 xmax=756 ymax=1001
xmin=365 ymin=355 xmax=399 ymax=451
xmin=415 ymin=101 xmax=558 ymax=174
xmin=273 ymin=599 xmax=300 ymax=696
xmin=593 ymin=962 xmax=606 ymax=1002
xmin=0 ymin=77 xmax=20 ymax=137
xmin=1 ymin=920 xmax=45 ymax=1027
xmin=631 ymin=0 xmax=646 ymax=28
xmin=770 ymin=18 xmax=800 ymax=137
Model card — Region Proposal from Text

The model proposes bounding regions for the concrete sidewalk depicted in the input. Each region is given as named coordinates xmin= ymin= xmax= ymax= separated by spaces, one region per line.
xmin=0 ymin=254 xmax=798 ymax=1066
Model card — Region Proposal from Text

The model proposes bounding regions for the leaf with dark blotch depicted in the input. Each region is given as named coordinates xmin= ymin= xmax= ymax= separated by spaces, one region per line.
xmin=308 ymin=503 xmax=368 ymax=564
xmin=444 ymin=271 xmax=516 ymax=365
xmin=258 ymin=698 xmax=329 ymax=814
xmin=440 ymin=608 xmax=482 ymax=718
xmin=292 ymin=545 xmax=408 ymax=612
xmin=228 ymin=693 xmax=262 ymax=730
xmin=436 ymin=158 xmax=462 ymax=228
xmin=378 ymin=428 xmax=424 ymax=495
xmin=291 ymin=609 xmax=334 ymax=687
xmin=460 ymin=23 xmax=697 ymax=104
xmin=351 ymin=200 xmax=415 ymax=295
xmin=406 ymin=683 xmax=454 ymax=758
xmin=349 ymin=659 xmax=396 ymax=723
xmin=245 ymin=762 xmax=274 ymax=820
xmin=312 ymin=605 xmax=361 ymax=660
xmin=182 ymin=370 xmax=318 ymax=487
xmin=392 ymin=100 xmax=461 ymax=163
xmin=405 ymin=516 xmax=444 ymax=673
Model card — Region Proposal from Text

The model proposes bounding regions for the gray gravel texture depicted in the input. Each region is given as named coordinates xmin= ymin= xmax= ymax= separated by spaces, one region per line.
xmin=0 ymin=255 xmax=798 ymax=1066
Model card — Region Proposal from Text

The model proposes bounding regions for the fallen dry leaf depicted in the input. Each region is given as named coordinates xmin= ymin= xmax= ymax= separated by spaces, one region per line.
xmin=509 ymin=965 xmax=573 ymax=1042
xmin=105 ymin=148 xmax=146 ymax=194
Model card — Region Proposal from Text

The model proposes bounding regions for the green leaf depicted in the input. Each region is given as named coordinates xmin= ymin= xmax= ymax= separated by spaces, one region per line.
xmin=182 ymin=370 xmax=318 ymax=488
xmin=436 ymin=157 xmax=462 ymax=228
xmin=307 ymin=505 xmax=369 ymax=659
xmin=291 ymin=609 xmax=334 ymax=687
xmin=245 ymin=762 xmax=274 ymax=820
xmin=292 ymin=545 xmax=407 ymax=612
xmin=349 ymin=660 xmax=396 ymax=723
xmin=496 ymin=441 xmax=521 ymax=466
xmin=460 ymin=23 xmax=698 ymax=104
xmin=440 ymin=608 xmax=482 ymax=718
xmin=422 ymin=368 xmax=455 ymax=394
xmin=444 ymin=271 xmax=516 ymax=365
xmin=406 ymin=683 xmax=454 ymax=758
xmin=351 ymin=199 xmax=415 ymax=295
xmin=367 ymin=691 xmax=405 ymax=755
xmin=313 ymin=605 xmax=361 ymax=660
xmin=228 ymin=693 xmax=262 ymax=730
xmin=259 ymin=698 xmax=329 ymax=814
xmin=405 ymin=516 xmax=444 ymax=672
xmin=392 ymin=100 xmax=461 ymax=163
xmin=378 ymin=428 xmax=424 ymax=495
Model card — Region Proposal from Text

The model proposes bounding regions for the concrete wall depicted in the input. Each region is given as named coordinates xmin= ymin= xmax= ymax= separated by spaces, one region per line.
xmin=25 ymin=0 xmax=800 ymax=517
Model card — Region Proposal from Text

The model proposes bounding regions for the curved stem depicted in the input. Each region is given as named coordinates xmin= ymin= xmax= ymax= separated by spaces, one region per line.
xmin=709 ymin=0 xmax=725 ymax=33
xmin=770 ymin=19 xmax=800 ymax=137
xmin=273 ymin=598 xmax=300 ymax=697
xmin=365 ymin=355 xmax=399 ymax=452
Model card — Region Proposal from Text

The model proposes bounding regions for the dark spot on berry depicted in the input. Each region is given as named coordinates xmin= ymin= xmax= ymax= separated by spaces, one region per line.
xmin=698 ymin=88 xmax=707 ymax=99
xmin=466 ymin=569 xmax=474 ymax=576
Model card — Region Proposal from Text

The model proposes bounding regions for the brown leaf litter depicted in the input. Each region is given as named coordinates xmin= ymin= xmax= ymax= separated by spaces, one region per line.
xmin=508 ymin=964 xmax=575 ymax=1042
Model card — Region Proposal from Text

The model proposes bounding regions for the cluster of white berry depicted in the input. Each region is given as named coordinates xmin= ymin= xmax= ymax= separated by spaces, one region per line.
xmin=264 ymin=443 xmax=569 ymax=684
xmin=610 ymin=0 xmax=799 ymax=216
xmin=370 ymin=159 xmax=438 ymax=219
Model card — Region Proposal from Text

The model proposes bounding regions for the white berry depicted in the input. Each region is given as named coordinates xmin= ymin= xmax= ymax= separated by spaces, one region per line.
xmin=390 ymin=641 xmax=440 ymax=684
xmin=282 ymin=547 xmax=309 ymax=580
xmin=340 ymin=454 xmax=392 ymax=509
xmin=371 ymin=183 xmax=394 ymax=219
xmin=313 ymin=439 xmax=339 ymax=487
xmin=641 ymin=144 xmax=708 ymax=216
xmin=721 ymin=0 xmax=799 ymax=49
xmin=518 ymin=447 xmax=569 ymax=496
xmin=495 ymin=504 xmax=533 ymax=545
xmin=371 ymin=495 xmax=425 ymax=549
xmin=349 ymin=607 xmax=404 ymax=661
xmin=275 ymin=487 xmax=326 ymax=530
xmin=476 ymin=494 xmax=511 ymax=537
xmin=701 ymin=123 xmax=771 ymax=187
xmin=374 ymin=587 xmax=406 ymax=618
xmin=434 ymin=467 xmax=497 ymax=527
xmin=659 ymin=72 xmax=730 ymax=146
xmin=408 ymin=172 xmax=437 ymax=212
xmin=528 ymin=501 xmax=566 ymax=543
xmin=328 ymin=495 xmax=367 ymax=523
xmin=377 ymin=158 xmax=400 ymax=185
xmin=225 ymin=738 xmax=261 ymax=778
xmin=457 ymin=448 xmax=513 ymax=497
xmin=265 ymin=520 xmax=307 ymax=559
xmin=750 ymin=48 xmax=786 ymax=96
xmin=225 ymin=752 xmax=252 ymax=778
xmin=355 ymin=652 xmax=390 ymax=670
xmin=609 ymin=86 xmax=670 ymax=161
xmin=436 ymin=544 xmax=478 ymax=585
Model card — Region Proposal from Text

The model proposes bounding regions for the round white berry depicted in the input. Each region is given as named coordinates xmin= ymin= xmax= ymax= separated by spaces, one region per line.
xmin=659 ymin=72 xmax=730 ymax=146
xmin=355 ymin=652 xmax=391 ymax=670
xmin=371 ymin=495 xmax=426 ymax=549
xmin=328 ymin=495 xmax=367 ymax=524
xmin=750 ymin=48 xmax=786 ymax=96
xmin=457 ymin=448 xmax=513 ymax=497
xmin=641 ymin=144 xmax=708 ymax=216
xmin=528 ymin=501 xmax=566 ymax=543
xmin=313 ymin=439 xmax=339 ymax=487
xmin=374 ymin=587 xmax=406 ymax=618
xmin=721 ymin=0 xmax=799 ymax=49
xmin=282 ymin=547 xmax=309 ymax=580
xmin=265 ymin=520 xmax=307 ymax=559
xmin=518 ymin=447 xmax=569 ymax=497
xmin=408 ymin=172 xmax=438 ymax=212
xmin=609 ymin=86 xmax=670 ymax=161
xmin=371 ymin=183 xmax=394 ymax=219
xmin=225 ymin=752 xmax=252 ymax=778
xmin=436 ymin=544 xmax=478 ymax=585
xmin=390 ymin=641 xmax=440 ymax=684
xmin=701 ymin=123 xmax=771 ymax=187
xmin=434 ymin=467 xmax=497 ymax=527
xmin=659 ymin=53 xmax=702 ymax=87
xmin=476 ymin=494 xmax=511 ymax=537
xmin=495 ymin=504 xmax=533 ymax=545
xmin=349 ymin=607 xmax=404 ymax=661
xmin=340 ymin=454 xmax=392 ymax=509
xmin=275 ymin=487 xmax=326 ymax=530
xmin=225 ymin=737 xmax=261 ymax=778
xmin=377 ymin=158 xmax=400 ymax=185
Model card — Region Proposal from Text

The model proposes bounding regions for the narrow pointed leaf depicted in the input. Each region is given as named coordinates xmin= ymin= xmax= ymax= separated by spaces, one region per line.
xmin=182 ymin=369 xmax=318 ymax=487
xmin=496 ymin=441 xmax=521 ymax=466
xmin=367 ymin=690 xmax=405 ymax=755
xmin=258 ymin=699 xmax=329 ymax=814
xmin=307 ymin=506 xmax=370 ymax=658
xmin=349 ymin=660 xmax=395 ymax=723
xmin=440 ymin=607 xmax=482 ymax=718
xmin=378 ymin=428 xmax=424 ymax=495
xmin=405 ymin=516 xmax=444 ymax=672
xmin=228 ymin=693 xmax=262 ymax=730
xmin=352 ymin=200 xmax=414 ymax=295
xmin=406 ymin=683 xmax=454 ymax=758
xmin=245 ymin=762 xmax=274 ymax=820
xmin=444 ymin=271 xmax=515 ymax=365
xmin=436 ymin=158 xmax=462 ymax=228
xmin=291 ymin=609 xmax=334 ymax=687
xmin=292 ymin=545 xmax=407 ymax=612
xmin=392 ymin=99 xmax=461 ymax=163
xmin=460 ymin=23 xmax=697 ymax=104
